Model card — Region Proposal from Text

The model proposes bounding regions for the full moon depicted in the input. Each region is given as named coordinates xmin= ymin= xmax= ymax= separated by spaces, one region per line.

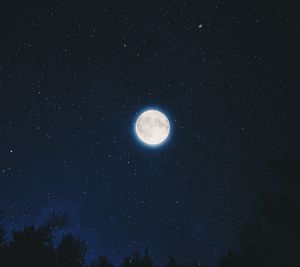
xmin=135 ymin=109 xmax=170 ymax=146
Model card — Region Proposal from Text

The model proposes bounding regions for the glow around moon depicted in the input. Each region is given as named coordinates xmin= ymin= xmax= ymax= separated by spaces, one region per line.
xmin=135 ymin=109 xmax=170 ymax=146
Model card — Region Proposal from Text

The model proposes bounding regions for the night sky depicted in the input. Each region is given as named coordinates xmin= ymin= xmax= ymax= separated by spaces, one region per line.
xmin=0 ymin=1 xmax=299 ymax=266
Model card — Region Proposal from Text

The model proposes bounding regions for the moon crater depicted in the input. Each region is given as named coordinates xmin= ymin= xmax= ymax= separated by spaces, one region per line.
xmin=135 ymin=109 xmax=170 ymax=146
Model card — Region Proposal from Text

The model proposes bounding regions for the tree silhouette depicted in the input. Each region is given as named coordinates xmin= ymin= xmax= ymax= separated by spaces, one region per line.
xmin=167 ymin=255 xmax=204 ymax=267
xmin=1 ymin=213 xmax=68 ymax=267
xmin=90 ymin=255 xmax=114 ymax=267
xmin=218 ymin=250 xmax=240 ymax=267
xmin=3 ymin=225 xmax=56 ymax=267
xmin=122 ymin=251 xmax=142 ymax=267
xmin=166 ymin=255 xmax=180 ymax=267
xmin=122 ymin=250 xmax=155 ymax=267
xmin=140 ymin=250 xmax=155 ymax=267
xmin=57 ymin=233 xmax=87 ymax=267
xmin=218 ymin=160 xmax=300 ymax=267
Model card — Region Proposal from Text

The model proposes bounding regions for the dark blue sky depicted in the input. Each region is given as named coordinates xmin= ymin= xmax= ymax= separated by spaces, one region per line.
xmin=0 ymin=1 xmax=299 ymax=266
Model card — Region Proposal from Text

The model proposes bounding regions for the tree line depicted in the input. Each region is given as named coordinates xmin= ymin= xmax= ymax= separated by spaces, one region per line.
xmin=0 ymin=213 xmax=201 ymax=267
xmin=218 ymin=160 xmax=300 ymax=267
xmin=1 ymin=160 xmax=299 ymax=267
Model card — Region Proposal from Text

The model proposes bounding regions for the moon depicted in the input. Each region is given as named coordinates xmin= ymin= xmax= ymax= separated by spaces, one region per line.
xmin=135 ymin=109 xmax=170 ymax=146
